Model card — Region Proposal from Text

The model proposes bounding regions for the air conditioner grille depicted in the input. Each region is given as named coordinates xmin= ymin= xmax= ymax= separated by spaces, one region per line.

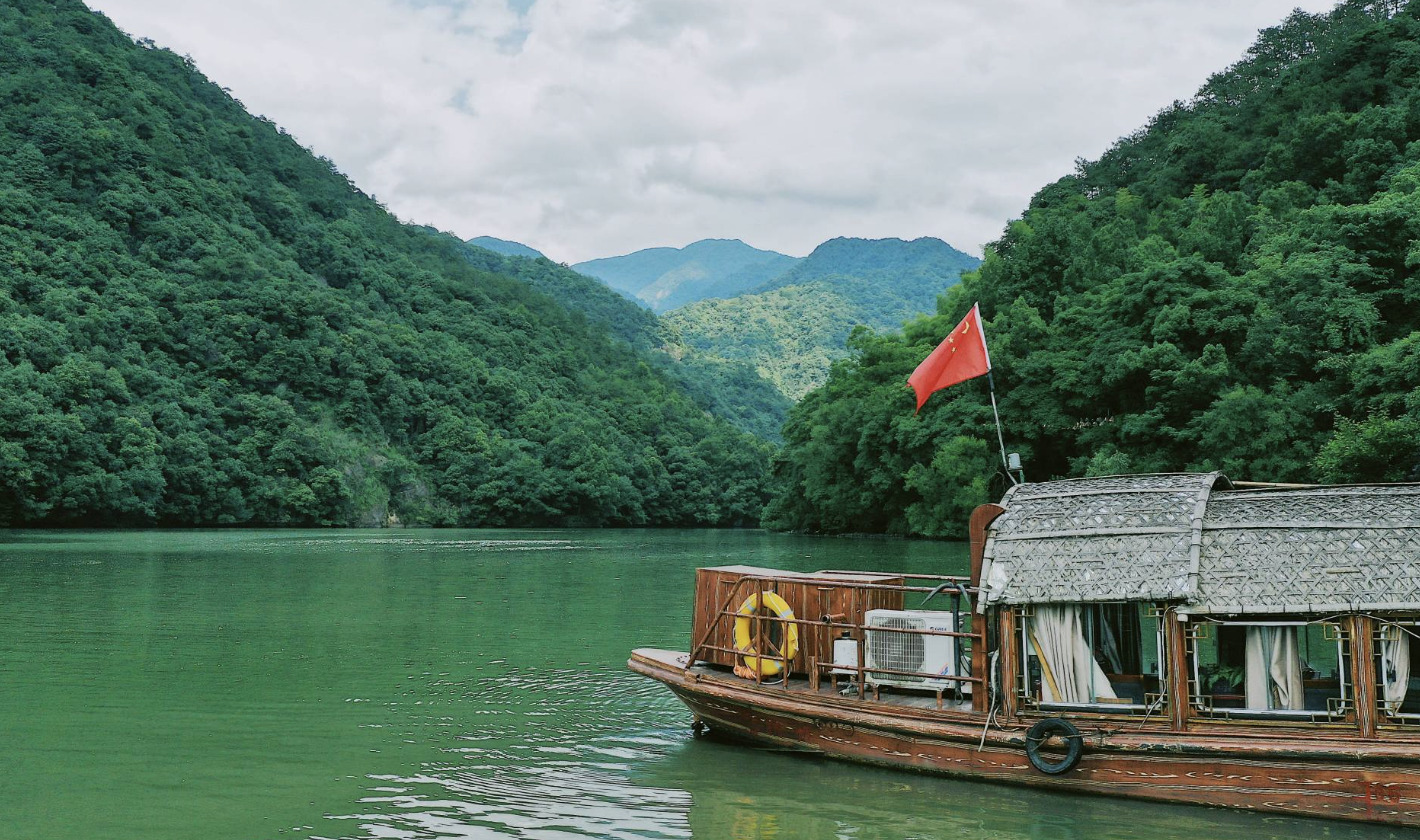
xmin=868 ymin=616 xmax=926 ymax=683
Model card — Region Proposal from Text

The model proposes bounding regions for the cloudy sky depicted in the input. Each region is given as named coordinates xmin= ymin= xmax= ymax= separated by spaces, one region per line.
xmin=88 ymin=0 xmax=1338 ymax=263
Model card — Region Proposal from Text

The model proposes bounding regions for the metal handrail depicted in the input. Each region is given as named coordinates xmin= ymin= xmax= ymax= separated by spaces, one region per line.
xmin=815 ymin=570 xmax=972 ymax=582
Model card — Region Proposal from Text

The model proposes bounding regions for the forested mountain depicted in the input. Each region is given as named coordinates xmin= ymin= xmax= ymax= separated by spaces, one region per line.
xmin=573 ymin=239 xmax=800 ymax=313
xmin=0 ymin=0 xmax=776 ymax=527
xmin=466 ymin=235 xmax=546 ymax=259
xmin=456 ymin=244 xmax=792 ymax=440
xmin=664 ymin=237 xmax=980 ymax=399
xmin=767 ymin=0 xmax=1420 ymax=537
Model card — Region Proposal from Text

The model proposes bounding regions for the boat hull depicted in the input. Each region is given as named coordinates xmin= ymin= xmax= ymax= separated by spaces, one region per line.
xmin=630 ymin=649 xmax=1420 ymax=827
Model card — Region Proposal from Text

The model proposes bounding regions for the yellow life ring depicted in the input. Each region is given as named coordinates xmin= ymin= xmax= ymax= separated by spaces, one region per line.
xmin=732 ymin=591 xmax=799 ymax=676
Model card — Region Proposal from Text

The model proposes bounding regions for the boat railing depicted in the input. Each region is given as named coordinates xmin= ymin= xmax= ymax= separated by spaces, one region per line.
xmin=690 ymin=572 xmax=986 ymax=710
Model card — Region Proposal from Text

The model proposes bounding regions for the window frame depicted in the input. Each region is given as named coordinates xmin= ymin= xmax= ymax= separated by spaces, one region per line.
xmin=1015 ymin=602 xmax=1167 ymax=716
xmin=1185 ymin=617 xmax=1350 ymax=722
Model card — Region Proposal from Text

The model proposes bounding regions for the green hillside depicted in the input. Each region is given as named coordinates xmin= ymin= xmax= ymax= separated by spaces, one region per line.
xmin=467 ymin=235 xmax=546 ymax=259
xmin=665 ymin=237 xmax=980 ymax=399
xmin=573 ymin=238 xmax=800 ymax=312
xmin=0 ymin=0 xmax=774 ymax=527
xmin=766 ymin=0 xmax=1420 ymax=536
xmin=457 ymin=245 xmax=792 ymax=440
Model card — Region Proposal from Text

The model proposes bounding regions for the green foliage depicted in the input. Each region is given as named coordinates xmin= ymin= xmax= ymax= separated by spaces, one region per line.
xmin=1315 ymin=414 xmax=1420 ymax=482
xmin=665 ymin=284 xmax=858 ymax=399
xmin=0 ymin=1 xmax=775 ymax=527
xmin=768 ymin=0 xmax=1420 ymax=536
xmin=903 ymin=436 xmax=994 ymax=538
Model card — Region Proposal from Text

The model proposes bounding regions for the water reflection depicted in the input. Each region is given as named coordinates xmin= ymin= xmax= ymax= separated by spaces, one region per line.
xmin=640 ymin=733 xmax=1406 ymax=840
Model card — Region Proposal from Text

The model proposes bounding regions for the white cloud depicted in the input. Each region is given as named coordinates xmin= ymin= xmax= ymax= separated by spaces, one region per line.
xmin=88 ymin=0 xmax=1340 ymax=262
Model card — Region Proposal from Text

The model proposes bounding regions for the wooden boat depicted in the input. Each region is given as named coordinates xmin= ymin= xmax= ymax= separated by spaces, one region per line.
xmin=628 ymin=473 xmax=1420 ymax=827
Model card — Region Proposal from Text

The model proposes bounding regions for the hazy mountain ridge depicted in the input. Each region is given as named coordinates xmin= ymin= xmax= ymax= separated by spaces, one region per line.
xmin=752 ymin=236 xmax=978 ymax=296
xmin=572 ymin=238 xmax=800 ymax=312
xmin=467 ymin=235 xmax=546 ymax=259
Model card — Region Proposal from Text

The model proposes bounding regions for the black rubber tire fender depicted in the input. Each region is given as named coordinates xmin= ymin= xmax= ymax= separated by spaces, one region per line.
xmin=1025 ymin=717 xmax=1083 ymax=775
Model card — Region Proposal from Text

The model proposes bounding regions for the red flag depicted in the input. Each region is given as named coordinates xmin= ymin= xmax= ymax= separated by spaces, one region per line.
xmin=907 ymin=303 xmax=991 ymax=412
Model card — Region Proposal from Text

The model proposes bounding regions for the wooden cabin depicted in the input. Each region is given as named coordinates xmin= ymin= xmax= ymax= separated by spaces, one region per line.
xmin=980 ymin=473 xmax=1420 ymax=733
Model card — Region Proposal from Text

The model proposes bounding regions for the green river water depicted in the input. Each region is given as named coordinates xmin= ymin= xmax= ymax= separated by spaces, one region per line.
xmin=0 ymin=529 xmax=1406 ymax=840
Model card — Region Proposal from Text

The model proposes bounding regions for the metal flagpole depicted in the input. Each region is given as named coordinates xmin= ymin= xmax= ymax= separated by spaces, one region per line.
xmin=986 ymin=371 xmax=1017 ymax=486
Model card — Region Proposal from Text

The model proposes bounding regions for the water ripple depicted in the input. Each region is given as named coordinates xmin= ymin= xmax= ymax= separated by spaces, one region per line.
xmin=316 ymin=666 xmax=694 ymax=839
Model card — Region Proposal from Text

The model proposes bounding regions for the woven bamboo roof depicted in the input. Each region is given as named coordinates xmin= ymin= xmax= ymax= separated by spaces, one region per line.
xmin=1197 ymin=485 xmax=1420 ymax=614
xmin=978 ymin=474 xmax=1420 ymax=614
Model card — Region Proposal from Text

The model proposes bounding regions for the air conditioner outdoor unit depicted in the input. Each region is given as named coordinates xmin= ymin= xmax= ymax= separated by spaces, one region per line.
xmin=864 ymin=608 xmax=968 ymax=694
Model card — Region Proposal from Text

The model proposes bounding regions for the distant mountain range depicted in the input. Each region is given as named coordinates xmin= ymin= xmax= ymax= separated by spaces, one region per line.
xmin=467 ymin=233 xmax=980 ymax=401
xmin=664 ymin=237 xmax=981 ymax=399
xmin=572 ymin=239 xmax=801 ymax=313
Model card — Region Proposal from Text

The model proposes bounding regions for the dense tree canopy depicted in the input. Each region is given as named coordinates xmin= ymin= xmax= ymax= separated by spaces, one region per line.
xmin=459 ymin=244 xmax=792 ymax=441
xmin=0 ymin=0 xmax=774 ymax=527
xmin=767 ymin=0 xmax=1420 ymax=537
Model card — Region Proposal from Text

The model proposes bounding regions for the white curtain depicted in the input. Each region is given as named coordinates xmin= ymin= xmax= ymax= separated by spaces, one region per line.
xmin=1244 ymin=626 xmax=1305 ymax=711
xmin=1381 ymin=624 xmax=1412 ymax=714
xmin=1030 ymin=605 xmax=1118 ymax=704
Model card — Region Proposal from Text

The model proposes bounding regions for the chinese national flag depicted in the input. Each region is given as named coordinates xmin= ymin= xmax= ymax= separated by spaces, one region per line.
xmin=907 ymin=303 xmax=991 ymax=413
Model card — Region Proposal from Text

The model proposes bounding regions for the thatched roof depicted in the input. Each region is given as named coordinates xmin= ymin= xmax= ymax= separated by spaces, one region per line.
xmin=978 ymin=474 xmax=1420 ymax=615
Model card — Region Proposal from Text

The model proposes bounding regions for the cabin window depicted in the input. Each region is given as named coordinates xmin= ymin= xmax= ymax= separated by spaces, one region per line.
xmin=1017 ymin=603 xmax=1164 ymax=713
xmin=1376 ymin=620 xmax=1420 ymax=720
xmin=1188 ymin=619 xmax=1349 ymax=719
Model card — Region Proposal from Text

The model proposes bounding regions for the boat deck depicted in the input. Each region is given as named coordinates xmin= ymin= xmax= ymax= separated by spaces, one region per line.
xmin=639 ymin=649 xmax=977 ymax=714
xmin=697 ymin=662 xmax=976 ymax=711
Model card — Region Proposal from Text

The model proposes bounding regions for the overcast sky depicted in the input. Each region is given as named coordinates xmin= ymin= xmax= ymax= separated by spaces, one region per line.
xmin=88 ymin=0 xmax=1338 ymax=263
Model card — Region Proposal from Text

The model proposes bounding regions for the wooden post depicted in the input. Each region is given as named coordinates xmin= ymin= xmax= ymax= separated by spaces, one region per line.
xmin=1351 ymin=614 xmax=1377 ymax=738
xmin=1165 ymin=607 xmax=1192 ymax=731
xmin=999 ymin=607 xmax=1018 ymax=719
xmin=968 ymin=503 xmax=1005 ymax=713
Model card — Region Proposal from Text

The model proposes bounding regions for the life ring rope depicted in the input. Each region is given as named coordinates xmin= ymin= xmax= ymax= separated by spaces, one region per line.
xmin=732 ymin=591 xmax=799 ymax=677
